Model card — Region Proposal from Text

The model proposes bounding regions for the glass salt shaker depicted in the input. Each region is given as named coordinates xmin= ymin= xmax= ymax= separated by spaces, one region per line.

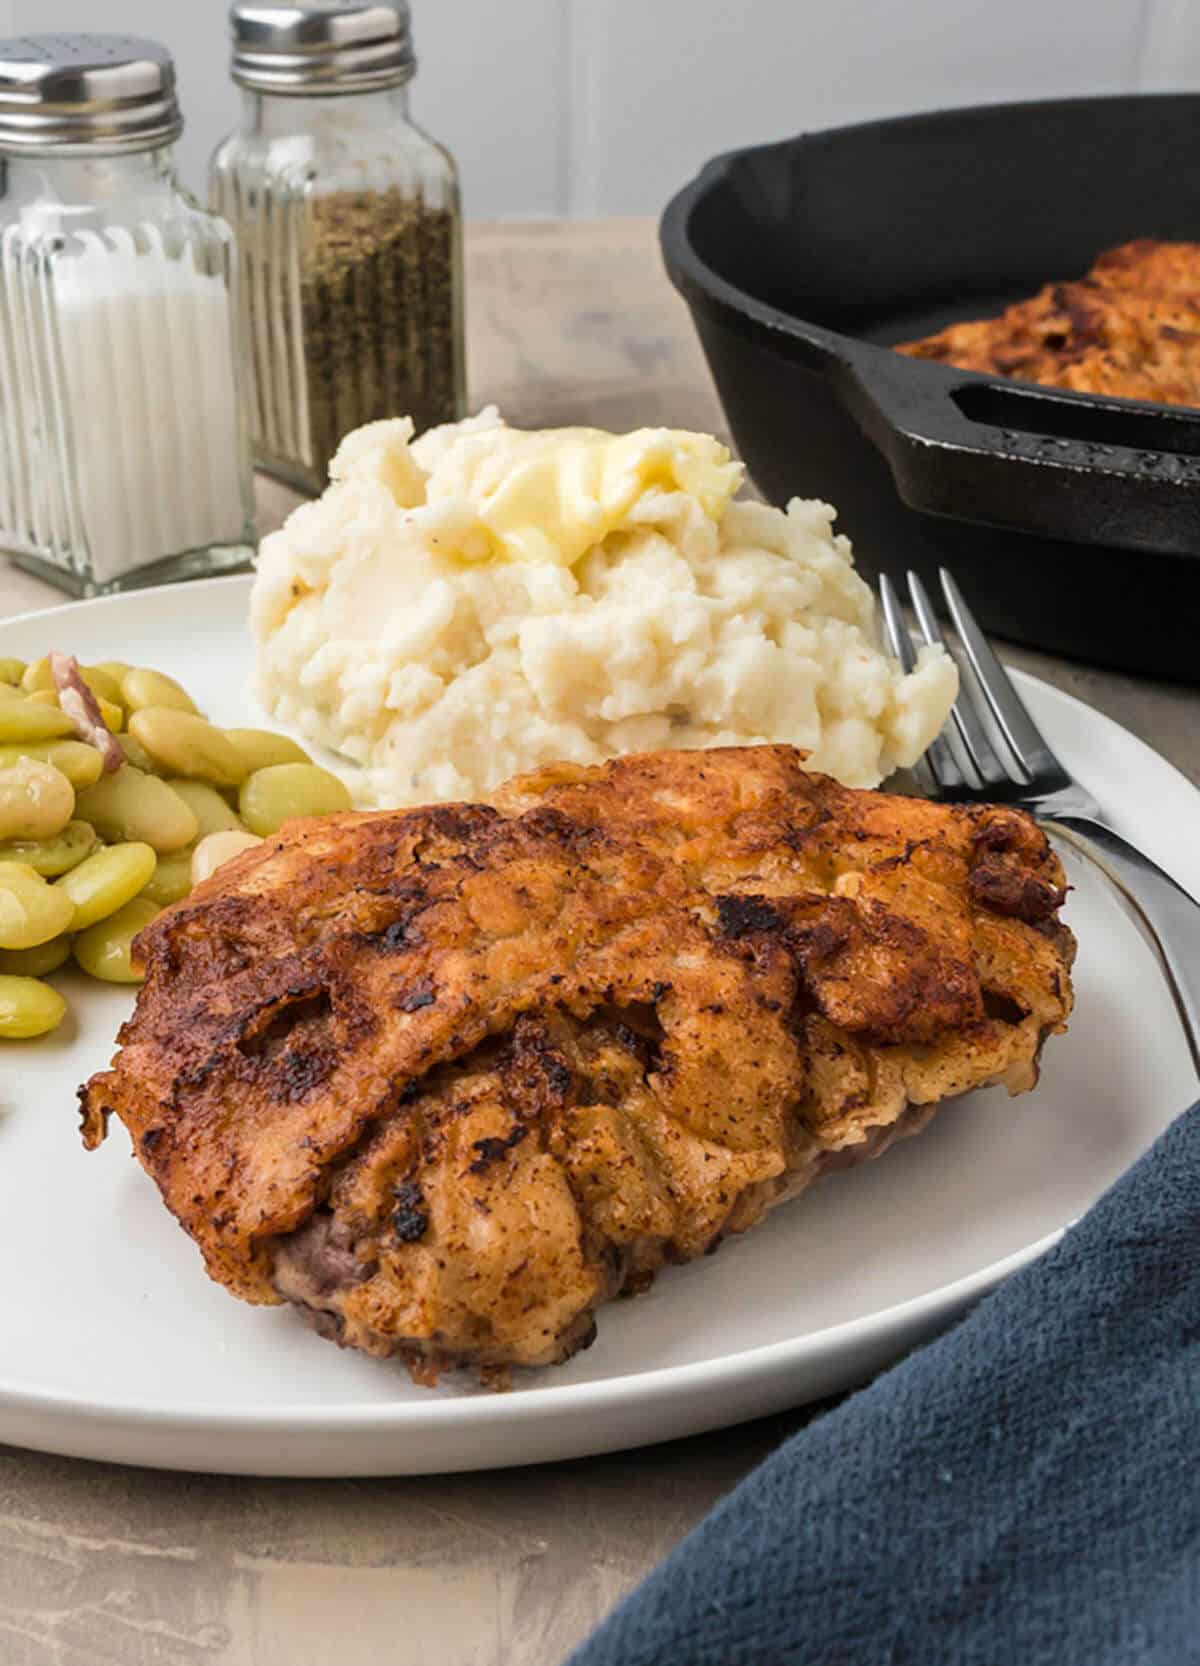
xmin=211 ymin=2 xmax=466 ymax=496
xmin=0 ymin=36 xmax=256 ymax=595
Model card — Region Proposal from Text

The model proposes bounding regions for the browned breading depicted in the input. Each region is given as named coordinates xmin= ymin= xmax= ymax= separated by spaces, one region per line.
xmin=79 ymin=746 xmax=1074 ymax=1383
xmin=898 ymin=238 xmax=1200 ymax=406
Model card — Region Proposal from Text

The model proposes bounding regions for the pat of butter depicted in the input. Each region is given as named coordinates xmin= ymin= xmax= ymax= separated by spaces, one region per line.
xmin=424 ymin=425 xmax=743 ymax=567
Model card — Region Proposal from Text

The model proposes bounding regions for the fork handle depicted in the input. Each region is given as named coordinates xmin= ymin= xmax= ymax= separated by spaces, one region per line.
xmin=1048 ymin=816 xmax=1200 ymax=1081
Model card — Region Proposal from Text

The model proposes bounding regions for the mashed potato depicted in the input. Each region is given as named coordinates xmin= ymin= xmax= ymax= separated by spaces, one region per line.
xmin=252 ymin=409 xmax=957 ymax=804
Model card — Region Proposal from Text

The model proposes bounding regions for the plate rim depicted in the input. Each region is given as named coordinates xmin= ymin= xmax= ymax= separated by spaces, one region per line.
xmin=0 ymin=577 xmax=1195 ymax=1456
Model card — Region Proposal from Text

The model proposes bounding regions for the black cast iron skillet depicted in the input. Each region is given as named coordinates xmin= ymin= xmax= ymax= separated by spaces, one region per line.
xmin=661 ymin=94 xmax=1200 ymax=681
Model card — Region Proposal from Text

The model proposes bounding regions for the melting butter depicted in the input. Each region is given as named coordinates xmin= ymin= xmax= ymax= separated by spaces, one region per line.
xmin=419 ymin=424 xmax=743 ymax=567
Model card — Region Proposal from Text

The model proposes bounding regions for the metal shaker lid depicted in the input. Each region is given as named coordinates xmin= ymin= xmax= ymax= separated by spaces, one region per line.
xmin=0 ymin=35 xmax=181 ymax=153
xmin=230 ymin=3 xmax=415 ymax=94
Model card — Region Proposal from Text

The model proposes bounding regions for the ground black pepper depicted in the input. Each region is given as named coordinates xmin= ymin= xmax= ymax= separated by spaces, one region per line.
xmin=300 ymin=189 xmax=461 ymax=482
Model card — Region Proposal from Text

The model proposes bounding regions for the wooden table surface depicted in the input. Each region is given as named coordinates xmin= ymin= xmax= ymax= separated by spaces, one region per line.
xmin=1 ymin=219 xmax=1197 ymax=1666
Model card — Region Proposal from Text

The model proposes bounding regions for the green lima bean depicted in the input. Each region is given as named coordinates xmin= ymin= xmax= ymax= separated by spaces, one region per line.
xmin=166 ymin=779 xmax=246 ymax=838
xmin=0 ymin=758 xmax=75 ymax=841
xmin=0 ymin=974 xmax=66 ymax=1038
xmin=0 ymin=934 xmax=71 ymax=977
xmin=0 ymin=700 xmax=76 ymax=744
xmin=57 ymin=842 xmax=157 ymax=930
xmin=0 ymin=862 xmax=76 ymax=949
xmin=120 ymin=668 xmax=198 ymax=716
xmin=76 ymin=766 xmax=199 ymax=853
xmin=224 ymin=728 xmax=312 ymax=773
xmin=238 ymin=764 xmax=352 ymax=835
xmin=129 ymin=708 xmax=247 ymax=788
xmin=141 ymin=848 xmax=195 ymax=906
xmin=0 ymin=741 xmax=104 ymax=789
xmin=73 ymin=896 xmax=160 ymax=983
xmin=0 ymin=820 xmax=97 ymax=878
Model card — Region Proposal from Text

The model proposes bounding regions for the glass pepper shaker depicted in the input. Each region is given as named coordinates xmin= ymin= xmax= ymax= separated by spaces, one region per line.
xmin=211 ymin=1 xmax=466 ymax=496
xmin=0 ymin=35 xmax=256 ymax=596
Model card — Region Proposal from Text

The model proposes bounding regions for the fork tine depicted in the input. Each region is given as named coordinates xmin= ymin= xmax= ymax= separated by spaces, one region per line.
xmin=878 ymin=574 xmax=966 ymax=796
xmin=878 ymin=572 xmax=915 ymax=671
xmin=938 ymin=569 xmax=1066 ymax=784
xmin=907 ymin=571 xmax=1013 ymax=789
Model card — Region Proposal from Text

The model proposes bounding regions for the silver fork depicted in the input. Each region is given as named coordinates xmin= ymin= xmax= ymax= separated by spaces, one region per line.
xmin=880 ymin=568 xmax=1200 ymax=1077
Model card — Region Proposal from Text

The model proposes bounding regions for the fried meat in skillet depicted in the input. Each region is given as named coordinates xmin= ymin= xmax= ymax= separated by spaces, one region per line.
xmin=900 ymin=238 xmax=1200 ymax=407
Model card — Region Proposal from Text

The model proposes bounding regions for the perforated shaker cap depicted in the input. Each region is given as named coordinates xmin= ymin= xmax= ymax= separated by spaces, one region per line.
xmin=0 ymin=35 xmax=181 ymax=153
xmin=230 ymin=3 xmax=415 ymax=94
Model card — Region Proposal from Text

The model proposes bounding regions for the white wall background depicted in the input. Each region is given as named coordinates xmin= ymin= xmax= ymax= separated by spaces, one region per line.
xmin=0 ymin=0 xmax=1197 ymax=217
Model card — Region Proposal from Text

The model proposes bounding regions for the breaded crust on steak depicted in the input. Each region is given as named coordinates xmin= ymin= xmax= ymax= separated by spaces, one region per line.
xmin=80 ymin=746 xmax=1074 ymax=1383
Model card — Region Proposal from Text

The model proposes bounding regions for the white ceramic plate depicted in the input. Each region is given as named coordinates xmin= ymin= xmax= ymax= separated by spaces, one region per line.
xmin=0 ymin=576 xmax=1196 ymax=1477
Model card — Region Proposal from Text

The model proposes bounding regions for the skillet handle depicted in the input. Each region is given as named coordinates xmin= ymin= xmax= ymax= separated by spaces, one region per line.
xmin=836 ymin=345 xmax=1200 ymax=555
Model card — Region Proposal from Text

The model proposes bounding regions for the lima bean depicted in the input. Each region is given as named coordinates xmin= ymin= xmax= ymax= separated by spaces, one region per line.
xmin=120 ymin=667 xmax=198 ymax=716
xmin=224 ymin=727 xmax=311 ymax=774
xmin=0 ymin=820 xmax=97 ymax=878
xmin=191 ymin=829 xmax=262 ymax=885
xmin=0 ymin=974 xmax=66 ymax=1038
xmin=73 ymin=896 xmax=159 ymax=983
xmin=238 ymin=764 xmax=351 ymax=836
xmin=79 ymin=665 xmax=124 ymax=707
xmin=57 ymin=842 xmax=156 ymax=930
xmin=19 ymin=657 xmax=52 ymax=693
xmin=0 ymin=862 xmax=76 ymax=949
xmin=0 ymin=758 xmax=75 ymax=841
xmin=92 ymin=660 xmax=132 ymax=686
xmin=0 ymin=659 xmax=24 ymax=686
xmin=141 ymin=848 xmax=194 ymax=906
xmin=129 ymin=708 xmax=246 ymax=788
xmin=93 ymin=694 xmax=125 ymax=733
xmin=0 ymin=700 xmax=75 ymax=744
xmin=0 ymin=934 xmax=71 ymax=977
xmin=165 ymin=779 xmax=245 ymax=838
xmin=76 ymin=766 xmax=199 ymax=853
xmin=22 ymin=657 xmax=123 ymax=716
xmin=116 ymin=732 xmax=159 ymax=775
xmin=0 ymin=741 xmax=104 ymax=790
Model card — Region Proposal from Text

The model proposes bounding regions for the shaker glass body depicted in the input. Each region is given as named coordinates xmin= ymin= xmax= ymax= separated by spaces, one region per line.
xmin=0 ymin=146 xmax=255 ymax=594
xmin=211 ymin=85 xmax=465 ymax=496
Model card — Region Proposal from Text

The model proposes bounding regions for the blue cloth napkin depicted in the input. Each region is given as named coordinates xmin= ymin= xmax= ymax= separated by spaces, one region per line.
xmin=567 ymin=1102 xmax=1200 ymax=1666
